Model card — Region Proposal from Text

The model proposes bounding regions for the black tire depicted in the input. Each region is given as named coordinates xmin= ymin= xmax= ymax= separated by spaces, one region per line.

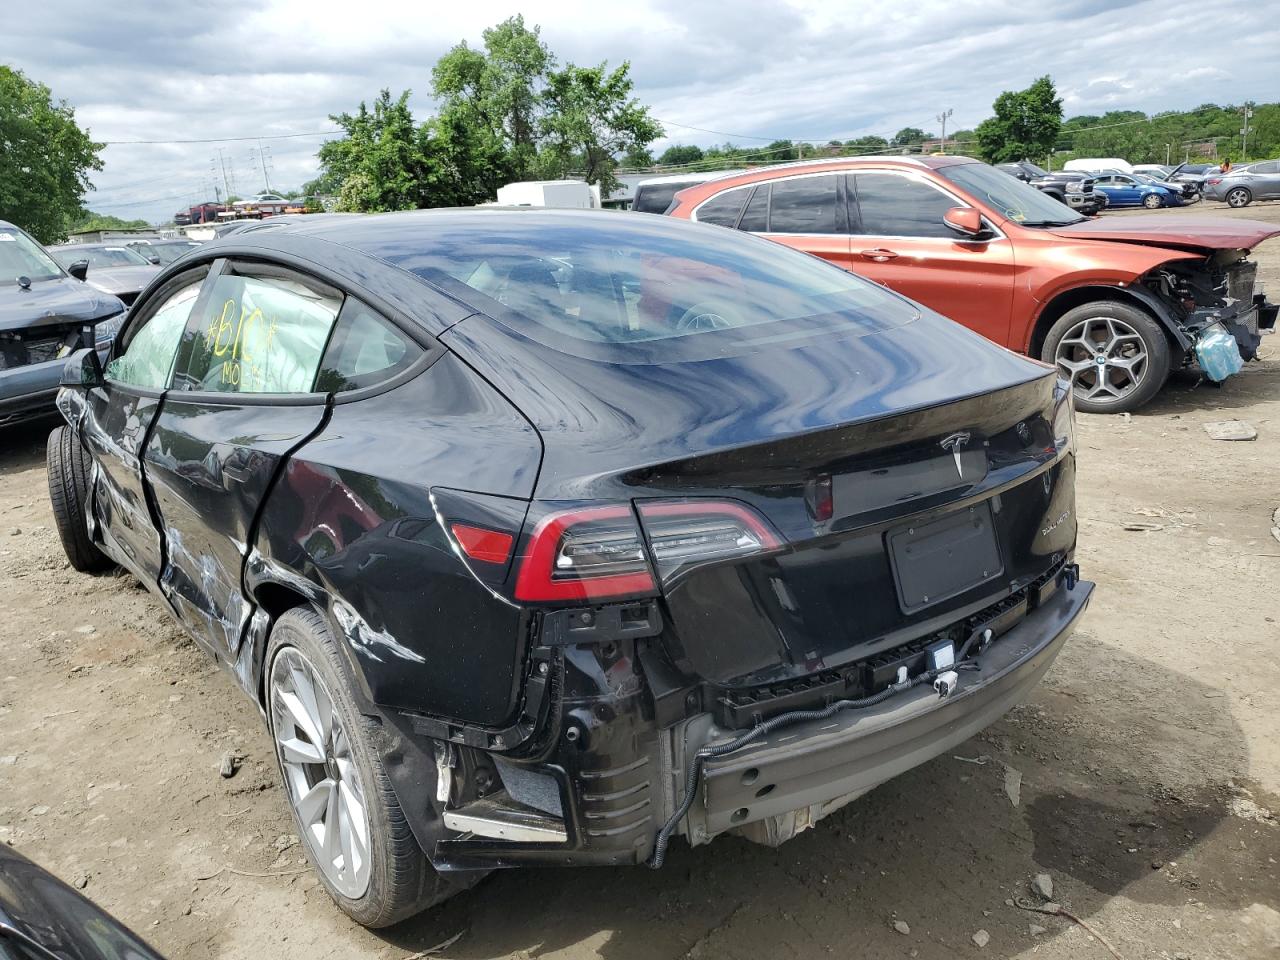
xmin=265 ymin=607 xmax=458 ymax=927
xmin=46 ymin=426 xmax=113 ymax=573
xmin=1041 ymin=300 xmax=1172 ymax=414
xmin=1226 ymin=186 xmax=1252 ymax=208
xmin=1142 ymin=193 xmax=1164 ymax=209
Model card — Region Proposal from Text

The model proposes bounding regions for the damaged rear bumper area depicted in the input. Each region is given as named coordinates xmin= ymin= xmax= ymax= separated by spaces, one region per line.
xmin=678 ymin=579 xmax=1093 ymax=849
xmin=397 ymin=570 xmax=1092 ymax=873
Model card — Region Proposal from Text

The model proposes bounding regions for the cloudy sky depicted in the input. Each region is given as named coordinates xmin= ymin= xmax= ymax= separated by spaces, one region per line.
xmin=3 ymin=0 xmax=1274 ymax=223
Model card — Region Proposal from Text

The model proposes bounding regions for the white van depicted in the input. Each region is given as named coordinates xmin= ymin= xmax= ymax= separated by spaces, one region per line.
xmin=494 ymin=180 xmax=601 ymax=209
xmin=1063 ymin=157 xmax=1133 ymax=175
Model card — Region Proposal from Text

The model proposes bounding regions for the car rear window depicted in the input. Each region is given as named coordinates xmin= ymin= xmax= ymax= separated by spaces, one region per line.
xmin=632 ymin=182 xmax=695 ymax=214
xmin=389 ymin=214 xmax=917 ymax=361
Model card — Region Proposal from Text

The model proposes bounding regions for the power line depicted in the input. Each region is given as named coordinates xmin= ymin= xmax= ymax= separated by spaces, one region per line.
xmin=101 ymin=129 xmax=339 ymax=146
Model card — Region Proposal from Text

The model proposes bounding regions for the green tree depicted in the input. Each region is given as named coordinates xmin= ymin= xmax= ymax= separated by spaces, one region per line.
xmin=845 ymin=135 xmax=889 ymax=153
xmin=0 ymin=66 xmax=103 ymax=243
xmin=70 ymin=212 xmax=149 ymax=233
xmin=763 ymin=139 xmax=797 ymax=161
xmin=318 ymin=89 xmax=440 ymax=212
xmin=892 ymin=127 xmax=928 ymax=146
xmin=537 ymin=62 xmax=663 ymax=194
xmin=622 ymin=144 xmax=654 ymax=167
xmin=657 ymin=144 xmax=704 ymax=165
xmin=975 ymin=75 xmax=1063 ymax=163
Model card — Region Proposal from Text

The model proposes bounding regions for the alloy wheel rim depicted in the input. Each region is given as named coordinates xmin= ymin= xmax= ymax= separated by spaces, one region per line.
xmin=269 ymin=647 xmax=372 ymax=899
xmin=1228 ymin=189 xmax=1248 ymax=207
xmin=1053 ymin=315 xmax=1148 ymax=406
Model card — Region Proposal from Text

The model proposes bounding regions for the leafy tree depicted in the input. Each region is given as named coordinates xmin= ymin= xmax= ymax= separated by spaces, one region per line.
xmin=318 ymin=90 xmax=441 ymax=212
xmin=0 ymin=66 xmax=103 ymax=243
xmin=845 ymin=135 xmax=889 ymax=152
xmin=70 ymin=212 xmax=149 ymax=233
xmin=622 ymin=144 xmax=654 ymax=168
xmin=764 ymin=139 xmax=798 ymax=161
xmin=657 ymin=144 xmax=704 ymax=165
xmin=892 ymin=127 xmax=928 ymax=146
xmin=975 ymin=76 xmax=1063 ymax=163
xmin=537 ymin=62 xmax=663 ymax=194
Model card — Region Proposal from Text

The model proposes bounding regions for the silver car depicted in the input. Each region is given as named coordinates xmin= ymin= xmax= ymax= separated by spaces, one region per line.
xmin=1203 ymin=160 xmax=1280 ymax=208
xmin=48 ymin=243 xmax=162 ymax=306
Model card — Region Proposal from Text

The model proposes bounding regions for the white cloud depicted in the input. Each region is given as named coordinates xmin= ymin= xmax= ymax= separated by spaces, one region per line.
xmin=1 ymin=0 xmax=1272 ymax=222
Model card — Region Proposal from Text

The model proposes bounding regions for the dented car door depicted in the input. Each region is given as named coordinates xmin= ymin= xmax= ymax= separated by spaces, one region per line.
xmin=141 ymin=261 xmax=337 ymax=660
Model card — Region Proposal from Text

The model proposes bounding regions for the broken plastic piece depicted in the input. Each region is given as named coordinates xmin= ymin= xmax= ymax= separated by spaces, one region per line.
xmin=1194 ymin=323 xmax=1244 ymax=381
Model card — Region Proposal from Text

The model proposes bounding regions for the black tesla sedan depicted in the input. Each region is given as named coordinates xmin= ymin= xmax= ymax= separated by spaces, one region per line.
xmin=49 ymin=209 xmax=1092 ymax=927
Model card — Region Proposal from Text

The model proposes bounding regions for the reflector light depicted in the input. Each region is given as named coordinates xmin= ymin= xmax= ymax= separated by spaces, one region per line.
xmin=637 ymin=500 xmax=782 ymax=583
xmin=451 ymin=523 xmax=515 ymax=564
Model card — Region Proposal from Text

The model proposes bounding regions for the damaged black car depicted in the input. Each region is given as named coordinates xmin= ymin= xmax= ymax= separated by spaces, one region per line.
xmin=1 ymin=220 xmax=123 ymax=427
xmin=48 ymin=209 xmax=1093 ymax=927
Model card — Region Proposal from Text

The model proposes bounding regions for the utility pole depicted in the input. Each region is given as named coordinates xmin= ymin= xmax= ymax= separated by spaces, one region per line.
xmin=1165 ymin=143 xmax=1171 ymax=165
xmin=936 ymin=108 xmax=953 ymax=154
xmin=1241 ymin=103 xmax=1254 ymax=158
xmin=215 ymin=148 xmax=235 ymax=200
xmin=253 ymin=140 xmax=273 ymax=193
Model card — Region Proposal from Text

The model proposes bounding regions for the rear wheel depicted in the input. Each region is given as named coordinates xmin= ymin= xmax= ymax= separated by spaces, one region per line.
xmin=1042 ymin=301 xmax=1172 ymax=414
xmin=1226 ymin=186 xmax=1252 ymax=208
xmin=266 ymin=607 xmax=457 ymax=926
xmin=46 ymin=426 xmax=113 ymax=573
xmin=1142 ymin=193 xmax=1165 ymax=209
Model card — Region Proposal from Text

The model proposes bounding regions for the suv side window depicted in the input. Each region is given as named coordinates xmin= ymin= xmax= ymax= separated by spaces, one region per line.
xmin=315 ymin=298 xmax=425 ymax=394
xmin=171 ymin=270 xmax=342 ymax=394
xmin=104 ymin=277 xmax=204 ymax=389
xmin=694 ymin=186 xmax=751 ymax=227
xmin=768 ymin=175 xmax=840 ymax=233
xmin=852 ymin=173 xmax=959 ymax=238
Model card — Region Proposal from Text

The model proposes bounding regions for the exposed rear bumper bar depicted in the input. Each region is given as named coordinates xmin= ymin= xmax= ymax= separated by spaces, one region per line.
xmin=684 ymin=579 xmax=1094 ymax=841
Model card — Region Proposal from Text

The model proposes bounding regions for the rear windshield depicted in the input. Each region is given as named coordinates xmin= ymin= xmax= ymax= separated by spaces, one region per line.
xmin=632 ymin=182 xmax=698 ymax=215
xmin=390 ymin=214 xmax=918 ymax=359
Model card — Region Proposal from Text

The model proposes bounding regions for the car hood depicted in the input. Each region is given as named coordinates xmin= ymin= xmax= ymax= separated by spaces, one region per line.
xmin=1046 ymin=215 xmax=1280 ymax=253
xmin=84 ymin=264 xmax=162 ymax=295
xmin=0 ymin=275 xmax=124 ymax=332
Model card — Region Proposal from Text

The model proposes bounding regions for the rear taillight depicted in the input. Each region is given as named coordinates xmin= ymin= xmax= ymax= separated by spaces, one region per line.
xmin=514 ymin=506 xmax=656 ymax=602
xmin=637 ymin=500 xmax=781 ymax=583
xmin=1206 ymin=178 xmax=1222 ymax=185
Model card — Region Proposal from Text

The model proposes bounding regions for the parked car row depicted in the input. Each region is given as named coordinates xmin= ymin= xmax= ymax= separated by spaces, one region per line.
xmin=995 ymin=161 xmax=1108 ymax=214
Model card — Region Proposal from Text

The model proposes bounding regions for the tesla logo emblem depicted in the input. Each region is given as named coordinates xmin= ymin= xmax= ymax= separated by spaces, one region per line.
xmin=940 ymin=431 xmax=971 ymax=478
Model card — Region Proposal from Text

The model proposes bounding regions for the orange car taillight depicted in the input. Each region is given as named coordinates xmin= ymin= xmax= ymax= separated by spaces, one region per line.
xmin=636 ymin=499 xmax=782 ymax=584
xmin=514 ymin=506 xmax=657 ymax=602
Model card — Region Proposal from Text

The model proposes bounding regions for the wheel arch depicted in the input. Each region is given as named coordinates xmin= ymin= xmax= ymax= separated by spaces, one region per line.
xmin=1027 ymin=283 xmax=1189 ymax=360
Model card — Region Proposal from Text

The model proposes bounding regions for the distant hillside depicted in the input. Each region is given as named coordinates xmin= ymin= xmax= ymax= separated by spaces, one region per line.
xmin=1054 ymin=103 xmax=1278 ymax=165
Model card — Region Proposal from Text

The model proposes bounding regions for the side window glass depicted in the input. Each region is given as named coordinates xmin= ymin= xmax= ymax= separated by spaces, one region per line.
xmin=738 ymin=184 xmax=769 ymax=232
xmin=172 ymin=272 xmax=341 ymax=394
xmin=315 ymin=298 xmax=425 ymax=394
xmin=853 ymin=173 xmax=958 ymax=238
xmin=104 ymin=280 xmax=202 ymax=389
xmin=768 ymin=175 xmax=839 ymax=233
xmin=695 ymin=186 xmax=750 ymax=227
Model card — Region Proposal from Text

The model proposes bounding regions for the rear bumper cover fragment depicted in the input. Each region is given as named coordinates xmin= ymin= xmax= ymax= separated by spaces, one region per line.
xmin=687 ymin=579 xmax=1093 ymax=841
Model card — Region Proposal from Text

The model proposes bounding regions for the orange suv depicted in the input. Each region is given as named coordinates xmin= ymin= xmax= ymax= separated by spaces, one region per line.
xmin=666 ymin=156 xmax=1278 ymax=413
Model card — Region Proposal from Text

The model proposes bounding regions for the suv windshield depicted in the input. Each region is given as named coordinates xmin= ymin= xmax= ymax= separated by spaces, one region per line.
xmin=0 ymin=227 xmax=64 ymax=284
xmin=390 ymin=212 xmax=918 ymax=360
xmin=939 ymin=162 xmax=1086 ymax=227
xmin=51 ymin=246 xmax=151 ymax=269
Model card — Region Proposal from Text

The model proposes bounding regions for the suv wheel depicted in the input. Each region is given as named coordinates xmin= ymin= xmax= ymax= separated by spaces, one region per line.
xmin=1042 ymin=301 xmax=1172 ymax=414
xmin=46 ymin=426 xmax=114 ymax=573
xmin=266 ymin=607 xmax=458 ymax=926
xmin=1226 ymin=186 xmax=1252 ymax=208
xmin=1142 ymin=193 xmax=1165 ymax=209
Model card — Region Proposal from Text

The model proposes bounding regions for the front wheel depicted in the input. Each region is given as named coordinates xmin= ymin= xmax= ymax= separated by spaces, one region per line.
xmin=46 ymin=426 xmax=114 ymax=573
xmin=266 ymin=607 xmax=458 ymax=926
xmin=1041 ymin=301 xmax=1172 ymax=414
xmin=1226 ymin=186 xmax=1252 ymax=208
xmin=1142 ymin=193 xmax=1165 ymax=209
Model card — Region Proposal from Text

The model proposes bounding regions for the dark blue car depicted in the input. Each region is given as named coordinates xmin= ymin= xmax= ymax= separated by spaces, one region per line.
xmin=1091 ymin=173 xmax=1183 ymax=209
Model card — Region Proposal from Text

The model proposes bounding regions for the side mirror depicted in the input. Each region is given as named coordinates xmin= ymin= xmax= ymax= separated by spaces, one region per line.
xmin=145 ymin=254 xmax=161 ymax=265
xmin=61 ymin=347 xmax=105 ymax=389
xmin=943 ymin=206 xmax=987 ymax=239
xmin=68 ymin=260 xmax=89 ymax=281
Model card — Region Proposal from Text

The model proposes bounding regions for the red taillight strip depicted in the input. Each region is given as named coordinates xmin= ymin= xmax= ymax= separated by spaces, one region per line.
xmin=450 ymin=523 xmax=515 ymax=565
xmin=636 ymin=499 xmax=782 ymax=548
xmin=513 ymin=505 xmax=656 ymax=602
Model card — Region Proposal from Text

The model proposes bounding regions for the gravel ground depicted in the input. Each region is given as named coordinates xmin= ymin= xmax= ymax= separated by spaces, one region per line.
xmin=1 ymin=199 xmax=1279 ymax=960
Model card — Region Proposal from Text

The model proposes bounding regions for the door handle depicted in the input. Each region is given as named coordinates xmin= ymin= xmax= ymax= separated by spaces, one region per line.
xmin=860 ymin=248 xmax=899 ymax=262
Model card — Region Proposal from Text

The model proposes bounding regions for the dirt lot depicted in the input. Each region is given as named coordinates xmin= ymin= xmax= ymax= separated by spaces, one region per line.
xmin=3 ymin=201 xmax=1280 ymax=960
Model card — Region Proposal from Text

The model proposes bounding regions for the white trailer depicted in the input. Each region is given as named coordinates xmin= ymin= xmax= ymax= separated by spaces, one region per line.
xmin=494 ymin=180 xmax=601 ymax=209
